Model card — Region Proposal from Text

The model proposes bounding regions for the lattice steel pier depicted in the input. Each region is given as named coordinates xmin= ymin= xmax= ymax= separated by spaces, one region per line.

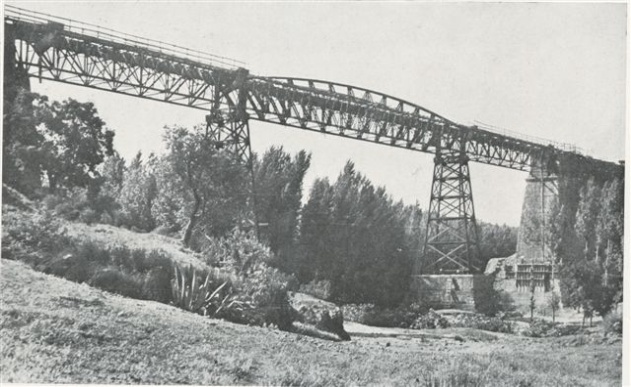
xmin=422 ymin=149 xmax=481 ymax=274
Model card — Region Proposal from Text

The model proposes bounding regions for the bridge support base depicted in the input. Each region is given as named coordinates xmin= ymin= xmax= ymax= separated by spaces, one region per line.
xmin=421 ymin=150 xmax=481 ymax=274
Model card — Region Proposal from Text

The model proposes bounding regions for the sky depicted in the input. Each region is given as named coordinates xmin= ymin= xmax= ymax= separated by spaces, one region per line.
xmin=3 ymin=1 xmax=627 ymax=227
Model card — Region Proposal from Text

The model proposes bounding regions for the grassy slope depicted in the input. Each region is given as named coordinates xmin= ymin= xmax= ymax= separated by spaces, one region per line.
xmin=64 ymin=222 xmax=206 ymax=269
xmin=1 ymin=257 xmax=622 ymax=386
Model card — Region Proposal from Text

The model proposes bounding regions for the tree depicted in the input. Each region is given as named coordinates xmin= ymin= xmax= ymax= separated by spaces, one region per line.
xmin=118 ymin=152 xmax=158 ymax=231
xmin=297 ymin=178 xmax=335 ymax=283
xmin=529 ymin=281 xmax=536 ymax=322
xmin=595 ymin=178 xmax=624 ymax=307
xmin=160 ymin=125 xmax=249 ymax=248
xmin=556 ymin=176 xmax=624 ymax=319
xmin=479 ymin=222 xmax=518 ymax=262
xmin=3 ymin=89 xmax=45 ymax=195
xmin=36 ymin=97 xmax=114 ymax=193
xmin=2 ymin=92 xmax=114 ymax=196
xmin=299 ymin=161 xmax=413 ymax=306
xmin=547 ymin=291 xmax=561 ymax=323
xmin=254 ymin=146 xmax=311 ymax=273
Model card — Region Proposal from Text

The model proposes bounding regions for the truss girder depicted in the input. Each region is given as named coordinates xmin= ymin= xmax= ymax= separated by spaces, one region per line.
xmin=8 ymin=19 xmax=243 ymax=112
xmin=5 ymin=16 xmax=622 ymax=175
xmin=421 ymin=151 xmax=481 ymax=274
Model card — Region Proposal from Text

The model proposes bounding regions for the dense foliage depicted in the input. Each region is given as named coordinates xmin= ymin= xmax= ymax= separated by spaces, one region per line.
xmin=3 ymin=89 xmax=526 ymax=312
xmin=299 ymin=162 xmax=415 ymax=306
xmin=550 ymin=175 xmax=624 ymax=318
xmin=160 ymin=125 xmax=250 ymax=247
xmin=253 ymin=147 xmax=311 ymax=273
xmin=3 ymin=90 xmax=114 ymax=196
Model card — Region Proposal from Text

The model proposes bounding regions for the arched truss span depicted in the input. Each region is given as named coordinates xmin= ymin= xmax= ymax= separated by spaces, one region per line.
xmin=4 ymin=8 xmax=620 ymax=176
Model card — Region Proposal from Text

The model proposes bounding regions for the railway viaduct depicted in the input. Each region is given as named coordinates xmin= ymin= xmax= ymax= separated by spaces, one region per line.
xmin=4 ymin=6 xmax=623 ymax=289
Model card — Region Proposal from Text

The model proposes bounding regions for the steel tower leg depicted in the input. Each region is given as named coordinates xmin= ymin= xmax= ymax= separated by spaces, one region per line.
xmin=205 ymin=88 xmax=259 ymax=237
xmin=421 ymin=149 xmax=481 ymax=274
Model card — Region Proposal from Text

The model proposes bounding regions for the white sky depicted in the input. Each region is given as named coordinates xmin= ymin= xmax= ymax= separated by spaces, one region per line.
xmin=4 ymin=1 xmax=627 ymax=226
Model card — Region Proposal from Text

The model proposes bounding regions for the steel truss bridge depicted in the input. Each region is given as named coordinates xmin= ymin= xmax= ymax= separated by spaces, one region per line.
xmin=4 ymin=6 xmax=622 ymax=274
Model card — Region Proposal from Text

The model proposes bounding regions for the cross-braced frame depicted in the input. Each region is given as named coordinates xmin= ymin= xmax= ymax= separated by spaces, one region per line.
xmin=422 ymin=150 xmax=481 ymax=274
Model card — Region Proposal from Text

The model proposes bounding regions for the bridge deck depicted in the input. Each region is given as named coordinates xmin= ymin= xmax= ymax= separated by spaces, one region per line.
xmin=4 ymin=6 xmax=621 ymax=175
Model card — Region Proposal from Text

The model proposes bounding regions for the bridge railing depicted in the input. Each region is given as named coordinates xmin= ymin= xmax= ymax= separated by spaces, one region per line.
xmin=4 ymin=5 xmax=246 ymax=70
xmin=472 ymin=121 xmax=585 ymax=155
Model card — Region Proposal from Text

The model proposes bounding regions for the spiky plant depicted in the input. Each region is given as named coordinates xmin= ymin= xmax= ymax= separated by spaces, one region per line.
xmin=171 ymin=263 xmax=248 ymax=318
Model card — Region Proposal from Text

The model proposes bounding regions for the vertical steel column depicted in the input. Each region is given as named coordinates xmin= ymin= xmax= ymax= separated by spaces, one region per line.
xmin=205 ymin=71 xmax=259 ymax=237
xmin=421 ymin=149 xmax=481 ymax=274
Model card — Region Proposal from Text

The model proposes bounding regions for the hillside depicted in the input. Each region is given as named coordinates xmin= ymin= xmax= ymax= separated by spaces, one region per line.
xmin=1 ymin=257 xmax=622 ymax=386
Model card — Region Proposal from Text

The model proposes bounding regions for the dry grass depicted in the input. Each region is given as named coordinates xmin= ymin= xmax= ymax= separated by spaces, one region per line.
xmin=1 ymin=258 xmax=622 ymax=386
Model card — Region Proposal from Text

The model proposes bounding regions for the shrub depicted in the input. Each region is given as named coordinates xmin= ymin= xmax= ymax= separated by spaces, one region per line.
xmin=76 ymin=240 xmax=111 ymax=266
xmin=99 ymin=212 xmax=114 ymax=225
xmin=448 ymin=313 xmax=513 ymax=333
xmin=79 ymin=208 xmax=99 ymax=225
xmin=363 ymin=308 xmax=414 ymax=328
xmin=473 ymin=275 xmax=507 ymax=316
xmin=89 ymin=267 xmax=143 ymax=299
xmin=520 ymin=319 xmax=581 ymax=337
xmin=299 ymin=279 xmax=332 ymax=300
xmin=46 ymin=254 xmax=98 ymax=284
xmin=54 ymin=202 xmax=81 ymax=221
xmin=238 ymin=265 xmax=296 ymax=330
xmin=201 ymin=229 xmax=274 ymax=273
xmin=1 ymin=206 xmax=71 ymax=261
xmin=171 ymin=263 xmax=247 ymax=319
xmin=110 ymin=246 xmax=133 ymax=269
xmin=342 ymin=302 xmax=428 ymax=328
xmin=341 ymin=304 xmax=375 ymax=324
xmin=410 ymin=309 xmax=450 ymax=329
xmin=199 ymin=230 xmax=298 ymax=330
xmin=142 ymin=250 xmax=173 ymax=272
xmin=142 ymin=266 xmax=173 ymax=303
xmin=603 ymin=310 xmax=622 ymax=335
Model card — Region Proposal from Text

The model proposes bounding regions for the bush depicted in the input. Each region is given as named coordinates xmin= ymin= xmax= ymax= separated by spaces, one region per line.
xmin=520 ymin=319 xmax=581 ymax=337
xmin=201 ymin=229 xmax=274 ymax=273
xmin=2 ymin=206 xmax=71 ymax=261
xmin=46 ymin=254 xmax=98 ymax=284
xmin=54 ymin=202 xmax=81 ymax=221
xmin=110 ymin=246 xmax=133 ymax=269
xmin=238 ymin=265 xmax=296 ymax=330
xmin=79 ymin=208 xmax=99 ymax=225
xmin=341 ymin=304 xmax=375 ymax=324
xmin=128 ymin=249 xmax=172 ymax=274
xmin=142 ymin=266 xmax=173 ymax=303
xmin=99 ymin=212 xmax=114 ymax=225
xmin=473 ymin=275 xmax=508 ymax=317
xmin=171 ymin=263 xmax=246 ymax=319
xmin=3 ymin=208 xmax=179 ymax=305
xmin=299 ymin=279 xmax=332 ymax=300
xmin=89 ymin=268 xmax=143 ymax=299
xmin=341 ymin=303 xmax=426 ymax=328
xmin=76 ymin=240 xmax=111 ymax=266
xmin=198 ymin=230 xmax=298 ymax=330
xmin=448 ymin=313 xmax=513 ymax=333
xmin=410 ymin=309 xmax=450 ymax=329
xmin=603 ymin=310 xmax=622 ymax=335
